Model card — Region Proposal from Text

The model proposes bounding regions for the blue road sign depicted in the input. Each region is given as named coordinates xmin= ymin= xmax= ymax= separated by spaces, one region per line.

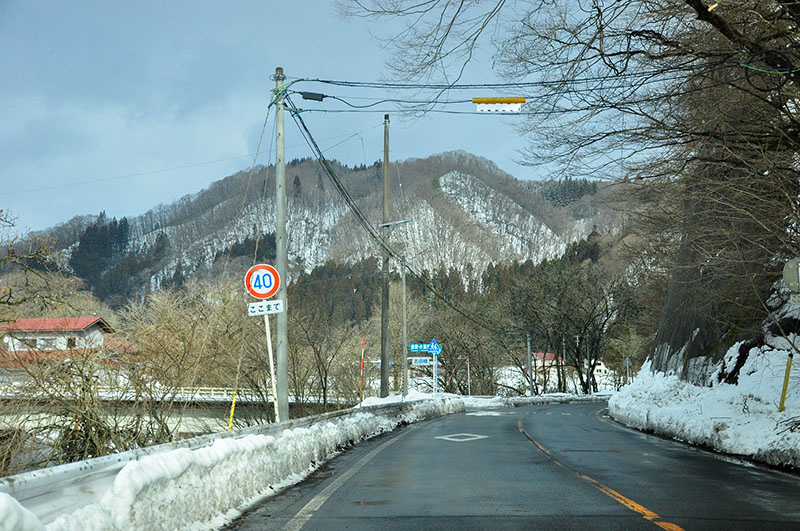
xmin=409 ymin=343 xmax=429 ymax=353
xmin=428 ymin=339 xmax=442 ymax=355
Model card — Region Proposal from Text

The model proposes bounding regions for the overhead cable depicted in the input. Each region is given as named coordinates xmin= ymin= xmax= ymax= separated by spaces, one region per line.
xmin=284 ymin=95 xmax=522 ymax=336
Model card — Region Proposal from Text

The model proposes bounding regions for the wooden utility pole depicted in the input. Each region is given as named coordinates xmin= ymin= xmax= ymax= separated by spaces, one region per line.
xmin=274 ymin=66 xmax=289 ymax=420
xmin=380 ymin=114 xmax=390 ymax=397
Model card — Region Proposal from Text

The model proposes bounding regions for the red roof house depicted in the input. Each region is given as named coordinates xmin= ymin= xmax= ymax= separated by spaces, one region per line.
xmin=532 ymin=352 xmax=561 ymax=362
xmin=0 ymin=318 xmax=119 ymax=368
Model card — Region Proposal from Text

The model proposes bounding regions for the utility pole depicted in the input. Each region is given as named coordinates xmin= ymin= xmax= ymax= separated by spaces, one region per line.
xmin=273 ymin=66 xmax=289 ymax=420
xmin=380 ymin=114 xmax=390 ymax=397
xmin=526 ymin=332 xmax=533 ymax=397
xmin=560 ymin=335 xmax=566 ymax=393
xmin=467 ymin=357 xmax=471 ymax=396
xmin=586 ymin=334 xmax=592 ymax=395
xmin=401 ymin=262 xmax=409 ymax=396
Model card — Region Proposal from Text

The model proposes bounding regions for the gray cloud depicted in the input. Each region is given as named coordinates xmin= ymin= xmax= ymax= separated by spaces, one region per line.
xmin=1 ymin=1 xmax=531 ymax=233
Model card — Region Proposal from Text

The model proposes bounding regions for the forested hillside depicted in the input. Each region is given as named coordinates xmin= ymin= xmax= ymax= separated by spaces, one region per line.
xmin=38 ymin=151 xmax=618 ymax=309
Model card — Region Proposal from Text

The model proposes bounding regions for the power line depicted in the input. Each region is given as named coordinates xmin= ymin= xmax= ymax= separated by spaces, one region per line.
xmin=284 ymin=95 xmax=522 ymax=337
xmin=286 ymin=62 xmax=743 ymax=119
xmin=293 ymin=107 xmax=586 ymax=116
xmin=321 ymin=95 xmax=473 ymax=108
xmin=5 ymin=154 xmax=259 ymax=195
xmin=286 ymin=95 xmax=396 ymax=259
xmin=307 ymin=58 xmax=730 ymax=91
xmin=290 ymin=68 xmax=749 ymax=124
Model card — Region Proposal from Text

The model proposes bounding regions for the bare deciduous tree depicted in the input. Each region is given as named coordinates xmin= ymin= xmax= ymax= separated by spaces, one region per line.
xmin=345 ymin=1 xmax=800 ymax=378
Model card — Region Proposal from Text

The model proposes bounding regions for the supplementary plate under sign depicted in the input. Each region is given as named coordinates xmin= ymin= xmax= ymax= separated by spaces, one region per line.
xmin=248 ymin=300 xmax=285 ymax=316
xmin=410 ymin=357 xmax=432 ymax=366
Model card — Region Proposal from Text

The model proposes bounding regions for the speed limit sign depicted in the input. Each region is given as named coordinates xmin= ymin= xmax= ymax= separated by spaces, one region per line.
xmin=244 ymin=264 xmax=280 ymax=299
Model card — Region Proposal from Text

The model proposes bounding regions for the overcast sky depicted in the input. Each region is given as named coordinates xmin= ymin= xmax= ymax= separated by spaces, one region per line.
xmin=1 ymin=1 xmax=534 ymax=233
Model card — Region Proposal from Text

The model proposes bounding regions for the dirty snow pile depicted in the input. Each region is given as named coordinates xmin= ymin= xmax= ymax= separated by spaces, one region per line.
xmin=610 ymin=342 xmax=800 ymax=468
xmin=357 ymin=388 xmax=432 ymax=406
xmin=455 ymin=392 xmax=612 ymax=409
xmin=0 ymin=397 xmax=463 ymax=531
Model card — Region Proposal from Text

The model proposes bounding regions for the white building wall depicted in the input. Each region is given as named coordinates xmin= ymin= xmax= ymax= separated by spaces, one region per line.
xmin=1 ymin=324 xmax=106 ymax=351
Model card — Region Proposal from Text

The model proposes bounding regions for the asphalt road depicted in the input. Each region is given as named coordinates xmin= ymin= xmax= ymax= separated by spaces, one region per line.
xmin=225 ymin=402 xmax=800 ymax=530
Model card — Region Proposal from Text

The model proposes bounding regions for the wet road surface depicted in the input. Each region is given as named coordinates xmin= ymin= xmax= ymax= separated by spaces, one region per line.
xmin=225 ymin=402 xmax=800 ymax=530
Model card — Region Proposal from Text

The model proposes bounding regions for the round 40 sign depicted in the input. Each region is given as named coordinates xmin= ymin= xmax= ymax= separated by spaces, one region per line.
xmin=244 ymin=264 xmax=280 ymax=299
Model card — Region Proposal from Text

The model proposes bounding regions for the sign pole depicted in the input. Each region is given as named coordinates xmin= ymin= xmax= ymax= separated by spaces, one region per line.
xmin=244 ymin=263 xmax=284 ymax=422
xmin=360 ymin=336 xmax=365 ymax=403
xmin=265 ymin=313 xmax=280 ymax=422
xmin=433 ymin=352 xmax=438 ymax=399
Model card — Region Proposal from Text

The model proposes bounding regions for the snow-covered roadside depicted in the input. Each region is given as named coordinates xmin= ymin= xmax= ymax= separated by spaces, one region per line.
xmin=0 ymin=397 xmax=463 ymax=531
xmin=609 ymin=346 xmax=800 ymax=469
xmin=455 ymin=392 xmax=612 ymax=409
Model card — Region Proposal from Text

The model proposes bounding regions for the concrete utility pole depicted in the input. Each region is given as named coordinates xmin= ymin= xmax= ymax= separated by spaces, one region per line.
xmin=274 ymin=67 xmax=289 ymax=420
xmin=380 ymin=114 xmax=390 ymax=397
xmin=467 ymin=356 xmax=471 ymax=395
xmin=401 ymin=263 xmax=408 ymax=396
xmin=526 ymin=332 xmax=533 ymax=397
xmin=586 ymin=335 xmax=592 ymax=395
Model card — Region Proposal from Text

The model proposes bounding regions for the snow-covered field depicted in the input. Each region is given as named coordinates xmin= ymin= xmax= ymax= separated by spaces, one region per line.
xmin=610 ymin=343 xmax=800 ymax=469
xmin=0 ymin=395 xmax=463 ymax=531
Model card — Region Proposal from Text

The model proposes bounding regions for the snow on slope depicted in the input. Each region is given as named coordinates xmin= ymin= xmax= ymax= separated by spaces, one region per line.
xmin=610 ymin=343 xmax=800 ymax=468
xmin=134 ymin=196 xmax=349 ymax=289
xmin=2 ymin=398 xmax=462 ymax=531
xmin=325 ymin=197 xmax=478 ymax=273
xmin=439 ymin=171 xmax=567 ymax=263
xmin=67 ymin=165 xmax=601 ymax=295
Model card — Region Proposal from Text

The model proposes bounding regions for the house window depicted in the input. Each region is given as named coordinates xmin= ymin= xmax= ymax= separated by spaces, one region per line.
xmin=39 ymin=338 xmax=56 ymax=350
xmin=67 ymin=337 xmax=76 ymax=349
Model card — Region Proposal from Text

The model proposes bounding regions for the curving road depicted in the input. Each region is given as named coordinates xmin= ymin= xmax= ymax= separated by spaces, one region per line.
xmin=226 ymin=402 xmax=800 ymax=530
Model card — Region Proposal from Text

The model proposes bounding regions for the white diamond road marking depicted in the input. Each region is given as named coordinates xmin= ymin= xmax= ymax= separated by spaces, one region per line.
xmin=435 ymin=433 xmax=489 ymax=443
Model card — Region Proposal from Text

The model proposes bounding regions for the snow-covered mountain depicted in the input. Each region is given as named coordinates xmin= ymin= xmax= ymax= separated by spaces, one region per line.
xmin=46 ymin=151 xmax=620 ymax=300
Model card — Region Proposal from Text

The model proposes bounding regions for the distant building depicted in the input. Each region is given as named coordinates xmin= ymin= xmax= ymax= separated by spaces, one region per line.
xmin=532 ymin=351 xmax=561 ymax=372
xmin=1 ymin=317 xmax=115 ymax=353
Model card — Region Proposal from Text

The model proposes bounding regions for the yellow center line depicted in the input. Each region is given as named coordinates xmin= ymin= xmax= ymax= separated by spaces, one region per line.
xmin=517 ymin=416 xmax=685 ymax=531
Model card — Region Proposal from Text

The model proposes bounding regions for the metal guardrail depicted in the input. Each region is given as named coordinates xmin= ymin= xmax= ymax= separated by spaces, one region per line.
xmin=0 ymin=399 xmax=436 ymax=525
xmin=0 ymin=384 xmax=241 ymax=399
xmin=0 ymin=384 xmax=356 ymax=404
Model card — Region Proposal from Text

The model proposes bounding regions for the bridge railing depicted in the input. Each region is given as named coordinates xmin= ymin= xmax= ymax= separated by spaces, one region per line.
xmin=0 ymin=398 xmax=462 ymax=525
xmin=0 ymin=383 xmax=357 ymax=404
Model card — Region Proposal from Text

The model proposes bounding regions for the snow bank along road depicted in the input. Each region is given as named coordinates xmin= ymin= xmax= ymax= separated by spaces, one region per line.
xmin=228 ymin=402 xmax=800 ymax=530
xmin=0 ymin=398 xmax=463 ymax=530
